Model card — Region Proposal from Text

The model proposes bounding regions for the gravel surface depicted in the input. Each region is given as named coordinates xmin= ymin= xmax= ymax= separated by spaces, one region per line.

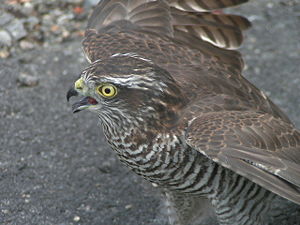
xmin=0 ymin=0 xmax=299 ymax=225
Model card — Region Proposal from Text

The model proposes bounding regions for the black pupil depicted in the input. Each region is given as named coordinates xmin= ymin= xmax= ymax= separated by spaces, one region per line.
xmin=104 ymin=88 xmax=111 ymax=94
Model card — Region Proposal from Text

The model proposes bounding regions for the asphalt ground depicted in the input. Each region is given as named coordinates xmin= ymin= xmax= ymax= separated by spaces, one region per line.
xmin=0 ymin=0 xmax=299 ymax=225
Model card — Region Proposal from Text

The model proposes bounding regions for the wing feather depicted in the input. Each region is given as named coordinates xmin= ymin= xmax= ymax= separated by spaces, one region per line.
xmin=87 ymin=0 xmax=173 ymax=36
xmin=169 ymin=0 xmax=248 ymax=11
xmin=171 ymin=8 xmax=251 ymax=49
xmin=83 ymin=0 xmax=250 ymax=71
xmin=185 ymin=111 xmax=300 ymax=204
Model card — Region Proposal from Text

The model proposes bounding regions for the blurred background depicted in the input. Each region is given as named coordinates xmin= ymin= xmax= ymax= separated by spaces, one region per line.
xmin=0 ymin=0 xmax=299 ymax=224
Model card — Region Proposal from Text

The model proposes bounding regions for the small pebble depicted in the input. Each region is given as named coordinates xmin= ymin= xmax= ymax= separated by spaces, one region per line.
xmin=6 ymin=19 xmax=28 ymax=40
xmin=17 ymin=73 xmax=39 ymax=87
xmin=20 ymin=40 xmax=35 ymax=50
xmin=151 ymin=183 xmax=158 ymax=187
xmin=254 ymin=67 xmax=261 ymax=75
xmin=73 ymin=215 xmax=80 ymax=222
xmin=62 ymin=30 xmax=70 ymax=39
xmin=57 ymin=14 xmax=74 ymax=25
xmin=0 ymin=10 xmax=14 ymax=26
xmin=1 ymin=209 xmax=9 ymax=214
xmin=22 ymin=2 xmax=34 ymax=15
xmin=0 ymin=30 xmax=12 ymax=47
xmin=0 ymin=49 xmax=10 ymax=58
xmin=254 ymin=49 xmax=261 ymax=54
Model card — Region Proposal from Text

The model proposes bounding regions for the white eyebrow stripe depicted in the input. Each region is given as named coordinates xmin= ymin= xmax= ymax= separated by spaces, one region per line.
xmin=103 ymin=75 xmax=155 ymax=83
xmin=101 ymin=75 xmax=166 ymax=91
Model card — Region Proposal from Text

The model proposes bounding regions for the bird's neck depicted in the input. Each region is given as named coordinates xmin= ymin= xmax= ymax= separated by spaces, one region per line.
xmin=99 ymin=105 xmax=181 ymax=158
xmin=101 ymin=116 xmax=161 ymax=158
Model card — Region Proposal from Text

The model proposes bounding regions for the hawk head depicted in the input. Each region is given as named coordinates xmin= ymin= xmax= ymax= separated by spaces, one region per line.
xmin=67 ymin=54 xmax=186 ymax=130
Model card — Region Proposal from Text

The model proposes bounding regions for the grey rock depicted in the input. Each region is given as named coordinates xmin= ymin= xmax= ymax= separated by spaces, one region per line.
xmin=22 ymin=2 xmax=34 ymax=16
xmin=41 ymin=14 xmax=53 ymax=27
xmin=52 ymin=9 xmax=65 ymax=17
xmin=17 ymin=73 xmax=39 ymax=87
xmin=23 ymin=16 xmax=40 ymax=30
xmin=6 ymin=19 xmax=27 ymax=41
xmin=0 ymin=29 xmax=13 ymax=47
xmin=0 ymin=10 xmax=14 ymax=26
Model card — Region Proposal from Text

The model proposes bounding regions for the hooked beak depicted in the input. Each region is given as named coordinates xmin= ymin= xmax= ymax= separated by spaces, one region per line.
xmin=66 ymin=87 xmax=98 ymax=113
xmin=66 ymin=87 xmax=78 ymax=102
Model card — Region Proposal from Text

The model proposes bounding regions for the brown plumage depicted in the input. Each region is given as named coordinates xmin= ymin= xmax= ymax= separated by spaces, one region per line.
xmin=67 ymin=0 xmax=300 ymax=224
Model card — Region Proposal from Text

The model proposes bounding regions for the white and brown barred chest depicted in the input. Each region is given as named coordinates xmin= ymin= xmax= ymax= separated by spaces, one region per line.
xmin=102 ymin=124 xmax=216 ymax=193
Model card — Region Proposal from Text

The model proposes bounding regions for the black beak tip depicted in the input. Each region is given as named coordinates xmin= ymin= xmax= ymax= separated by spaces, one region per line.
xmin=72 ymin=109 xmax=81 ymax=113
xmin=66 ymin=88 xmax=78 ymax=102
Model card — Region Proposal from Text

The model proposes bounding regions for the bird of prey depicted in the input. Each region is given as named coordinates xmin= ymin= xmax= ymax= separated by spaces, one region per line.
xmin=66 ymin=0 xmax=300 ymax=224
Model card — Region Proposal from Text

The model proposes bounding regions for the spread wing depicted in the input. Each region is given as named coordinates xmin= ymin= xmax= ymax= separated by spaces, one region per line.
xmin=185 ymin=111 xmax=300 ymax=204
xmin=82 ymin=0 xmax=250 ymax=71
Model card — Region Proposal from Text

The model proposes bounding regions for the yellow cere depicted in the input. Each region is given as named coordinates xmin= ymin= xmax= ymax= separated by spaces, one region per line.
xmin=97 ymin=84 xmax=117 ymax=98
xmin=75 ymin=78 xmax=84 ymax=90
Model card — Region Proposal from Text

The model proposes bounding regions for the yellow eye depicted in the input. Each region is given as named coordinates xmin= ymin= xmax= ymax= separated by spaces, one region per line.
xmin=97 ymin=84 xmax=117 ymax=98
